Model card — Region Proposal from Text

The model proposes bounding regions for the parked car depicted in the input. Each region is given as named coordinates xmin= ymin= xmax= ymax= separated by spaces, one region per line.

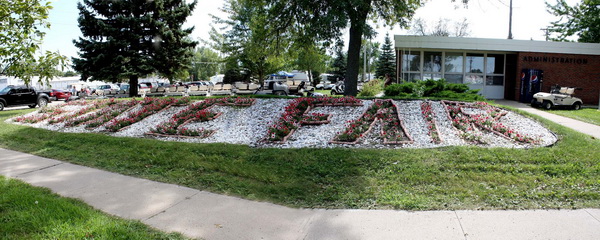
xmin=49 ymin=89 xmax=72 ymax=101
xmin=531 ymin=85 xmax=583 ymax=110
xmin=0 ymin=85 xmax=52 ymax=111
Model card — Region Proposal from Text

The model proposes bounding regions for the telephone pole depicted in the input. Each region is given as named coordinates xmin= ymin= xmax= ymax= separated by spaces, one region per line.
xmin=508 ymin=0 xmax=513 ymax=39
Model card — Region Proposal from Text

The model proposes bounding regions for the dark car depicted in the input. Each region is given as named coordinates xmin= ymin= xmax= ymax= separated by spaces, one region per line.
xmin=49 ymin=89 xmax=72 ymax=101
xmin=0 ymin=85 xmax=51 ymax=111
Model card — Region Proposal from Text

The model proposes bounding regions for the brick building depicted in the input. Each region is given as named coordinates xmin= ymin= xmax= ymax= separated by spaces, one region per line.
xmin=394 ymin=36 xmax=600 ymax=105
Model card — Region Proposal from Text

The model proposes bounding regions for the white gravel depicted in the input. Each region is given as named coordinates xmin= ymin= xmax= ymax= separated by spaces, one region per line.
xmin=6 ymin=98 xmax=558 ymax=149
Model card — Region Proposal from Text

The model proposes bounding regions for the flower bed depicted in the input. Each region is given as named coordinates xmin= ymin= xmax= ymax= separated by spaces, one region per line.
xmin=266 ymin=97 xmax=362 ymax=142
xmin=443 ymin=101 xmax=537 ymax=144
xmin=64 ymin=99 xmax=138 ymax=128
xmin=300 ymin=113 xmax=332 ymax=125
xmin=105 ymin=98 xmax=178 ymax=132
xmin=147 ymin=97 xmax=255 ymax=138
xmin=13 ymin=107 xmax=68 ymax=124
xmin=48 ymin=99 xmax=117 ymax=124
xmin=421 ymin=101 xmax=442 ymax=143
xmin=332 ymin=99 xmax=412 ymax=144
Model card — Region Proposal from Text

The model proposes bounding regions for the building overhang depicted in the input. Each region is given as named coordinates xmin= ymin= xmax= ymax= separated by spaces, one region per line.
xmin=394 ymin=35 xmax=600 ymax=56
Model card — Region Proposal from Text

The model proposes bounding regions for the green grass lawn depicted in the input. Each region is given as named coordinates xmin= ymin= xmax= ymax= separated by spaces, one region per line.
xmin=547 ymin=108 xmax=600 ymax=126
xmin=0 ymin=106 xmax=598 ymax=210
xmin=0 ymin=176 xmax=187 ymax=239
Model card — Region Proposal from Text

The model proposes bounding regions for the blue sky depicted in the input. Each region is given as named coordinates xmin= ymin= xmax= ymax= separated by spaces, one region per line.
xmin=41 ymin=0 xmax=579 ymax=62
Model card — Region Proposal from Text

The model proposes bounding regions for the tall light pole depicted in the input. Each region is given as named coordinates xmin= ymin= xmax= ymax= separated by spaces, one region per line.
xmin=508 ymin=0 xmax=513 ymax=39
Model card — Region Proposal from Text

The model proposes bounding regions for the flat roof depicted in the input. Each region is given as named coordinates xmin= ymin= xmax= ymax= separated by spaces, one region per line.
xmin=394 ymin=35 xmax=600 ymax=55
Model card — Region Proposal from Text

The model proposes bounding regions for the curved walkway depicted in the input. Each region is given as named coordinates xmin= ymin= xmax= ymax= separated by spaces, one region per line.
xmin=495 ymin=100 xmax=600 ymax=139
xmin=1 ymin=148 xmax=599 ymax=239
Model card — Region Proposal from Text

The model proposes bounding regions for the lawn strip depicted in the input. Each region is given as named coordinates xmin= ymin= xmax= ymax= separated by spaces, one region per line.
xmin=0 ymin=106 xmax=598 ymax=210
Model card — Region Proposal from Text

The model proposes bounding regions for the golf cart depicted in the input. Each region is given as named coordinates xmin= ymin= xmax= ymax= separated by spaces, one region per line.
xmin=531 ymin=85 xmax=583 ymax=110
xmin=255 ymin=71 xmax=309 ymax=96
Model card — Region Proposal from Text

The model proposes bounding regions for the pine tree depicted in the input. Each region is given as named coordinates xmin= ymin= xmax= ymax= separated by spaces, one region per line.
xmin=72 ymin=0 xmax=197 ymax=97
xmin=375 ymin=33 xmax=396 ymax=83
xmin=331 ymin=48 xmax=347 ymax=82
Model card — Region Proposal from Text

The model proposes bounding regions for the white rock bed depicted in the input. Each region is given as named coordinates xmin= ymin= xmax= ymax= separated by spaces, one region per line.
xmin=6 ymin=99 xmax=558 ymax=149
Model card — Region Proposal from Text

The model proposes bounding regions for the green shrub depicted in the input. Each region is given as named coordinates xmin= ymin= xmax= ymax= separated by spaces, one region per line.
xmin=358 ymin=79 xmax=384 ymax=97
xmin=446 ymin=83 xmax=470 ymax=93
xmin=384 ymin=79 xmax=483 ymax=101
xmin=421 ymin=79 xmax=446 ymax=96
xmin=384 ymin=84 xmax=403 ymax=96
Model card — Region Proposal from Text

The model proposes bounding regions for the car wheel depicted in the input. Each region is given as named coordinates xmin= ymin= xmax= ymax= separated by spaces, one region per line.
xmin=330 ymin=90 xmax=336 ymax=95
xmin=542 ymin=101 xmax=553 ymax=110
xmin=274 ymin=91 xmax=286 ymax=96
xmin=572 ymin=102 xmax=581 ymax=110
xmin=37 ymin=98 xmax=48 ymax=108
xmin=0 ymin=101 xmax=4 ymax=111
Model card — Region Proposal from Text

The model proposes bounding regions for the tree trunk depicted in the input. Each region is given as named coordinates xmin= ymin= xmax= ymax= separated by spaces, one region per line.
xmin=129 ymin=75 xmax=139 ymax=97
xmin=345 ymin=19 xmax=364 ymax=96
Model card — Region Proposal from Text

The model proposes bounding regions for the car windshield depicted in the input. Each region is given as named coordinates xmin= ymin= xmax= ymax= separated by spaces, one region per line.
xmin=0 ymin=86 xmax=12 ymax=94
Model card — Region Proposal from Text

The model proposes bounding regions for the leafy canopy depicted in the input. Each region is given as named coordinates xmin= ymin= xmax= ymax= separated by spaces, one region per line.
xmin=212 ymin=0 xmax=290 ymax=84
xmin=0 ymin=0 xmax=67 ymax=86
xmin=546 ymin=0 xmax=600 ymax=43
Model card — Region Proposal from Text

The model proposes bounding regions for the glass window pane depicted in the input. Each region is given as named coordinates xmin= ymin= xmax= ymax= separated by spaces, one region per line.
xmin=401 ymin=73 xmax=422 ymax=82
xmin=465 ymin=74 xmax=483 ymax=84
xmin=402 ymin=52 xmax=421 ymax=72
xmin=444 ymin=74 xmax=463 ymax=84
xmin=423 ymin=74 xmax=442 ymax=80
xmin=423 ymin=52 xmax=442 ymax=72
xmin=486 ymin=76 xmax=504 ymax=85
xmin=466 ymin=53 xmax=484 ymax=73
xmin=486 ymin=54 xmax=504 ymax=74
xmin=445 ymin=52 xmax=463 ymax=73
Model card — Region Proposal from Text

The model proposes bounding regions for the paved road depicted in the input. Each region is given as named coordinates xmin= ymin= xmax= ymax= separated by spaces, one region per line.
xmin=2 ymin=148 xmax=599 ymax=240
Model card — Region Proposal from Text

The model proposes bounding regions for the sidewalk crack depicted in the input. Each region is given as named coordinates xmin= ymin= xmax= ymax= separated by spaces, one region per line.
xmin=584 ymin=209 xmax=600 ymax=224
xmin=454 ymin=211 xmax=468 ymax=240
xmin=17 ymin=163 xmax=64 ymax=176
xmin=144 ymin=191 xmax=200 ymax=221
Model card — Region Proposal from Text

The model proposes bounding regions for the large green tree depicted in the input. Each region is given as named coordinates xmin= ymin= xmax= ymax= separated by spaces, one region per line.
xmin=330 ymin=47 xmax=347 ymax=82
xmin=546 ymin=0 xmax=600 ymax=43
xmin=73 ymin=0 xmax=197 ymax=96
xmin=292 ymin=43 xmax=329 ymax=86
xmin=0 ymin=0 xmax=67 ymax=86
xmin=375 ymin=33 xmax=396 ymax=82
xmin=269 ymin=0 xmax=473 ymax=95
xmin=212 ymin=0 xmax=289 ymax=85
xmin=269 ymin=0 xmax=425 ymax=96
xmin=189 ymin=46 xmax=222 ymax=81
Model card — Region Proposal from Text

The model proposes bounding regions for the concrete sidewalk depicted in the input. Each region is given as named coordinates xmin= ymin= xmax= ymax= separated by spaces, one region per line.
xmin=1 ymin=148 xmax=599 ymax=240
xmin=495 ymin=100 xmax=600 ymax=139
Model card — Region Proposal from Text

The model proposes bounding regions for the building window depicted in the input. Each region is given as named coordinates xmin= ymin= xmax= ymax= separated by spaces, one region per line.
xmin=401 ymin=51 xmax=421 ymax=81
xmin=399 ymin=50 xmax=505 ymax=87
xmin=402 ymin=52 xmax=420 ymax=72
xmin=485 ymin=54 xmax=504 ymax=85
xmin=444 ymin=52 xmax=463 ymax=73
xmin=466 ymin=53 xmax=485 ymax=73
xmin=486 ymin=54 xmax=504 ymax=74
xmin=444 ymin=74 xmax=463 ymax=84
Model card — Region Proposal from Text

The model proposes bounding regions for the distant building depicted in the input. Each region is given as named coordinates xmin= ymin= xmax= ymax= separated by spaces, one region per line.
xmin=394 ymin=36 xmax=600 ymax=104
xmin=0 ymin=76 xmax=81 ymax=90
